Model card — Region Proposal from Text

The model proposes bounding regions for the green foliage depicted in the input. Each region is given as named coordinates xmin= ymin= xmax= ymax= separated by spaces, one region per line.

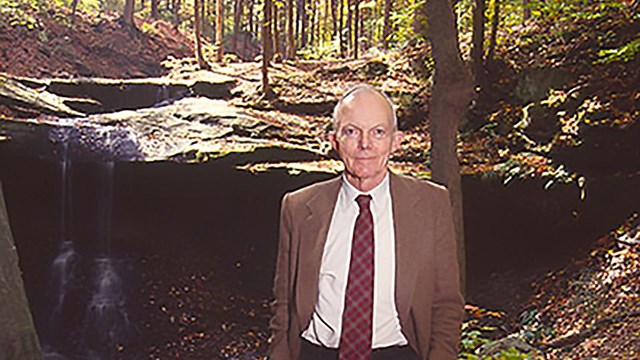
xmin=140 ymin=21 xmax=157 ymax=35
xmin=96 ymin=0 xmax=124 ymax=13
xmin=389 ymin=0 xmax=425 ymax=46
xmin=460 ymin=328 xmax=491 ymax=354
xmin=0 ymin=0 xmax=39 ymax=29
xmin=298 ymin=39 xmax=340 ymax=60
xmin=458 ymin=323 xmax=541 ymax=360
xmin=596 ymin=37 xmax=640 ymax=64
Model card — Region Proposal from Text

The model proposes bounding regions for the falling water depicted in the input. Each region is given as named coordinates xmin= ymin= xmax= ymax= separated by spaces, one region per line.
xmin=79 ymin=160 xmax=134 ymax=359
xmin=45 ymin=137 xmax=135 ymax=359
xmin=82 ymin=257 xmax=132 ymax=360
xmin=44 ymin=138 xmax=80 ymax=358
xmin=99 ymin=161 xmax=114 ymax=255
xmin=49 ymin=140 xmax=77 ymax=321
xmin=50 ymin=241 xmax=78 ymax=319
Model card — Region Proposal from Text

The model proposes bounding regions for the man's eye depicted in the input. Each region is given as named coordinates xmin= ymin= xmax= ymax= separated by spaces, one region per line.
xmin=342 ymin=127 xmax=357 ymax=136
xmin=373 ymin=128 xmax=386 ymax=137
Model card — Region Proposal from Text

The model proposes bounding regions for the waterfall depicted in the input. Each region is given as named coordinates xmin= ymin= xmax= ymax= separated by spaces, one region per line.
xmin=45 ymin=145 xmax=135 ymax=359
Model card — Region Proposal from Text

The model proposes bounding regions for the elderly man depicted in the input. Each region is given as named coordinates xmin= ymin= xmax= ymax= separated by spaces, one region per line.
xmin=269 ymin=85 xmax=463 ymax=360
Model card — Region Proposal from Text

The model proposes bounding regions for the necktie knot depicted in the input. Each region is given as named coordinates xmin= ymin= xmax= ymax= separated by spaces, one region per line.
xmin=356 ymin=195 xmax=372 ymax=211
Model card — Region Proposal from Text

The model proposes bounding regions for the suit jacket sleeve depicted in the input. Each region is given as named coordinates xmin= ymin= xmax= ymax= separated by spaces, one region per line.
xmin=427 ymin=190 xmax=464 ymax=360
xmin=268 ymin=193 xmax=293 ymax=360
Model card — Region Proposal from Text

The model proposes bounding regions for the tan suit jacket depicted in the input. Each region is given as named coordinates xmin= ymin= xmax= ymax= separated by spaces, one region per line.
xmin=268 ymin=172 xmax=463 ymax=360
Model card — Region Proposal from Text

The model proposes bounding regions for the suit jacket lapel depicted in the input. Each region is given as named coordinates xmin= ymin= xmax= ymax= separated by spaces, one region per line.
xmin=295 ymin=173 xmax=422 ymax=332
xmin=390 ymin=173 xmax=422 ymax=324
xmin=296 ymin=177 xmax=341 ymax=330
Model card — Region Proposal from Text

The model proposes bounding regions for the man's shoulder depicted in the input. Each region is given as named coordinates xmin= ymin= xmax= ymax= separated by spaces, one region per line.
xmin=284 ymin=176 xmax=341 ymax=203
xmin=391 ymin=172 xmax=449 ymax=197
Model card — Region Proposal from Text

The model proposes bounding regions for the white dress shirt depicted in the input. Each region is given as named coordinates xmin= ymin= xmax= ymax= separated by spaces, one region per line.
xmin=301 ymin=173 xmax=407 ymax=348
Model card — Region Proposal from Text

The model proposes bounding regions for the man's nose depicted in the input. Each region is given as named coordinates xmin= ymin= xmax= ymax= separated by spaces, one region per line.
xmin=358 ymin=133 xmax=371 ymax=149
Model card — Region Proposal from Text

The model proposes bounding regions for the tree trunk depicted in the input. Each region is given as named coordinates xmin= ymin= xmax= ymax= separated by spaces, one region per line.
xmin=353 ymin=0 xmax=359 ymax=58
xmin=201 ymin=0 xmax=207 ymax=40
xmin=248 ymin=0 xmax=255 ymax=38
xmin=70 ymin=0 xmax=79 ymax=23
xmin=173 ymin=0 xmax=181 ymax=28
xmin=523 ymin=0 xmax=530 ymax=20
xmin=216 ymin=0 xmax=224 ymax=62
xmin=300 ymin=0 xmax=308 ymax=48
xmin=424 ymin=0 xmax=472 ymax=294
xmin=346 ymin=0 xmax=352 ymax=56
xmin=194 ymin=0 xmax=208 ymax=69
xmin=324 ymin=0 xmax=330 ymax=44
xmin=150 ymin=0 xmax=158 ymax=18
xmin=232 ymin=0 xmax=242 ymax=53
xmin=286 ymin=0 xmax=295 ymax=58
xmin=262 ymin=0 xmax=273 ymax=97
xmin=331 ymin=0 xmax=338 ymax=40
xmin=471 ymin=0 xmax=485 ymax=84
xmin=338 ymin=0 xmax=345 ymax=56
xmin=294 ymin=0 xmax=303 ymax=49
xmin=309 ymin=0 xmax=315 ymax=47
xmin=123 ymin=0 xmax=136 ymax=28
xmin=0 ymin=184 xmax=43 ymax=360
xmin=382 ymin=0 xmax=391 ymax=47
xmin=272 ymin=4 xmax=278 ymax=60
xmin=487 ymin=0 xmax=500 ymax=61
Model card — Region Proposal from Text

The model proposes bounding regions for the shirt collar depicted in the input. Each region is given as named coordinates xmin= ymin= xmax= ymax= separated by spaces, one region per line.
xmin=340 ymin=172 xmax=390 ymax=212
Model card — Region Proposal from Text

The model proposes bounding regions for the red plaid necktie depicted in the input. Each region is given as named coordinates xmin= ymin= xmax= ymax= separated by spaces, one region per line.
xmin=339 ymin=194 xmax=374 ymax=360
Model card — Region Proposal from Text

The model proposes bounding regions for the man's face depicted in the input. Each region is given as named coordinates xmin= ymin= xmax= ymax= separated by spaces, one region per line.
xmin=329 ymin=91 xmax=402 ymax=190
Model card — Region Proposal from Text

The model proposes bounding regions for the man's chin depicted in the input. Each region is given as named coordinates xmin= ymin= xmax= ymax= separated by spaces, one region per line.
xmin=345 ymin=170 xmax=386 ymax=184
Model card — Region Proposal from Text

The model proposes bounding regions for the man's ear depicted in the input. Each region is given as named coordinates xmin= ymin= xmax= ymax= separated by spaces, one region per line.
xmin=392 ymin=131 xmax=404 ymax=152
xmin=328 ymin=131 xmax=338 ymax=151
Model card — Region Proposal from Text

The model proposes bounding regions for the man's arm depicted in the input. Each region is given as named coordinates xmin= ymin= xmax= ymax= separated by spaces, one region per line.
xmin=268 ymin=193 xmax=293 ymax=360
xmin=427 ymin=190 xmax=464 ymax=360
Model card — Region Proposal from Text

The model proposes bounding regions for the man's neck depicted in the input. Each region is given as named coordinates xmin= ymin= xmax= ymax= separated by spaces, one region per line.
xmin=344 ymin=171 xmax=388 ymax=193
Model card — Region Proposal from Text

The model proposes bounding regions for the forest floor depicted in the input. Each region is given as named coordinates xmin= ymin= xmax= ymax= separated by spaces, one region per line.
xmin=1 ymin=1 xmax=639 ymax=359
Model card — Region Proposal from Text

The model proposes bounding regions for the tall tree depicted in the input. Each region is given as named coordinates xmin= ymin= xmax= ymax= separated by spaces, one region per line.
xmin=173 ymin=0 xmax=181 ymax=28
xmin=382 ymin=0 xmax=391 ymax=48
xmin=248 ymin=0 xmax=255 ymax=38
xmin=353 ymin=0 xmax=360 ymax=58
xmin=123 ymin=0 xmax=136 ymax=28
xmin=324 ymin=0 xmax=330 ymax=44
xmin=425 ymin=0 xmax=473 ymax=293
xmin=216 ymin=0 xmax=224 ymax=61
xmin=309 ymin=0 xmax=315 ymax=46
xmin=194 ymin=0 xmax=208 ymax=69
xmin=346 ymin=0 xmax=352 ymax=55
xmin=150 ymin=0 xmax=159 ymax=18
xmin=471 ymin=0 xmax=485 ymax=83
xmin=338 ymin=0 xmax=345 ymax=56
xmin=286 ymin=0 xmax=295 ymax=58
xmin=273 ymin=2 xmax=280 ymax=60
xmin=487 ymin=0 xmax=500 ymax=61
xmin=331 ymin=0 xmax=338 ymax=41
xmin=232 ymin=0 xmax=244 ymax=53
xmin=70 ymin=0 xmax=80 ymax=23
xmin=295 ymin=0 xmax=301 ymax=48
xmin=300 ymin=0 xmax=308 ymax=48
xmin=262 ymin=0 xmax=273 ymax=97
xmin=523 ymin=0 xmax=530 ymax=20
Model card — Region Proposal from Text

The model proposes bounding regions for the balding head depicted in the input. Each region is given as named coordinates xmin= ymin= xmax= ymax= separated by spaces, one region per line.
xmin=332 ymin=84 xmax=397 ymax=132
